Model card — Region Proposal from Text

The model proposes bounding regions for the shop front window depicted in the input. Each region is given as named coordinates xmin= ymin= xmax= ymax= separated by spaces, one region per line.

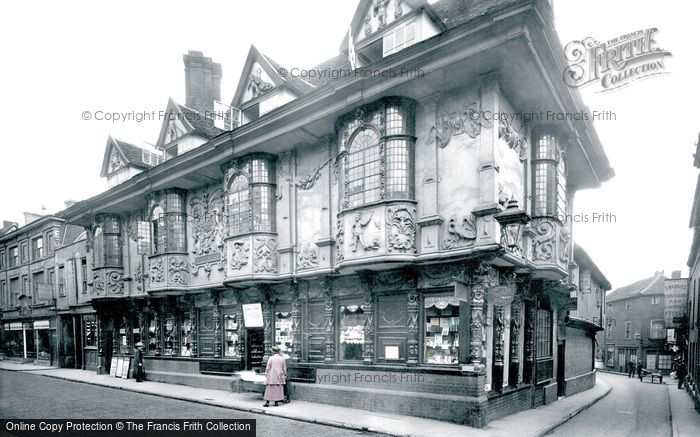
xmin=132 ymin=315 xmax=141 ymax=349
xmin=4 ymin=324 xmax=23 ymax=358
xmin=181 ymin=314 xmax=193 ymax=357
xmin=118 ymin=319 xmax=129 ymax=354
xmin=424 ymin=295 xmax=460 ymax=365
xmin=147 ymin=316 xmax=158 ymax=355
xmin=24 ymin=324 xmax=35 ymax=359
xmin=274 ymin=310 xmax=293 ymax=355
xmin=36 ymin=328 xmax=51 ymax=361
xmin=224 ymin=314 xmax=239 ymax=357
xmin=339 ymin=304 xmax=365 ymax=361
xmin=163 ymin=315 xmax=179 ymax=356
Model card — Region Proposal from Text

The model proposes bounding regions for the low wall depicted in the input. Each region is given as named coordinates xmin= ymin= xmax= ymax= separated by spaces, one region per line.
xmin=564 ymin=370 xmax=596 ymax=397
xmin=484 ymin=385 xmax=533 ymax=423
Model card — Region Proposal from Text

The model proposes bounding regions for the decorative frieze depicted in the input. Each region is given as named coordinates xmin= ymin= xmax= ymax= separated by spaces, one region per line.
xmin=429 ymin=94 xmax=491 ymax=149
xmin=442 ymin=215 xmax=477 ymax=250
xmin=387 ymin=206 xmax=416 ymax=253
xmin=190 ymin=187 xmax=225 ymax=258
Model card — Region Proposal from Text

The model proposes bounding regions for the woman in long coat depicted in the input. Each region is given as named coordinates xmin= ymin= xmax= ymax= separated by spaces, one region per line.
xmin=263 ymin=346 xmax=286 ymax=407
xmin=133 ymin=342 xmax=145 ymax=382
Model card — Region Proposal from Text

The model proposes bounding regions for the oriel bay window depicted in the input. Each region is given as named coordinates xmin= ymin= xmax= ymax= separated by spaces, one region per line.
xmin=338 ymin=97 xmax=416 ymax=209
xmin=92 ymin=216 xmax=122 ymax=267
xmin=532 ymin=131 xmax=567 ymax=218
xmin=150 ymin=190 xmax=187 ymax=254
xmin=225 ymin=155 xmax=276 ymax=236
xmin=424 ymin=294 xmax=460 ymax=365
xmin=338 ymin=303 xmax=365 ymax=361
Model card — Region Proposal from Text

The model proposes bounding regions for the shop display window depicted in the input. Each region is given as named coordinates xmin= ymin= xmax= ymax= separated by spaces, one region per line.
xmin=118 ymin=319 xmax=129 ymax=354
xmin=424 ymin=295 xmax=459 ymax=365
xmin=132 ymin=316 xmax=141 ymax=349
xmin=147 ymin=316 xmax=158 ymax=354
xmin=163 ymin=315 xmax=179 ymax=356
xmin=224 ymin=314 xmax=239 ymax=357
xmin=36 ymin=329 xmax=51 ymax=361
xmin=274 ymin=311 xmax=293 ymax=354
xmin=339 ymin=304 xmax=365 ymax=361
xmin=181 ymin=315 xmax=193 ymax=357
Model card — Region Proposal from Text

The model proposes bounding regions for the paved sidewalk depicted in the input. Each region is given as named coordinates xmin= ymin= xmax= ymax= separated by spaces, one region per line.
xmin=1 ymin=362 xmax=610 ymax=437
xmin=666 ymin=380 xmax=700 ymax=437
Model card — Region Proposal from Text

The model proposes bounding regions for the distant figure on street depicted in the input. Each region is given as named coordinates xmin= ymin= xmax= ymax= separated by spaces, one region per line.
xmin=676 ymin=361 xmax=687 ymax=390
xmin=263 ymin=346 xmax=287 ymax=407
xmin=627 ymin=360 xmax=635 ymax=378
xmin=637 ymin=361 xmax=644 ymax=381
xmin=133 ymin=342 xmax=145 ymax=382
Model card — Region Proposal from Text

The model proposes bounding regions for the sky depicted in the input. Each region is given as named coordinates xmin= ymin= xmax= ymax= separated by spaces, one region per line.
xmin=0 ymin=0 xmax=698 ymax=290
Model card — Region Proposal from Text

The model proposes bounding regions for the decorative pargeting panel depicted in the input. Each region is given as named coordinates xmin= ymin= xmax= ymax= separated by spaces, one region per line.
xmin=526 ymin=217 xmax=571 ymax=272
xmin=225 ymin=234 xmax=278 ymax=279
xmin=146 ymin=254 xmax=191 ymax=290
xmin=336 ymin=202 xmax=416 ymax=266
xmin=92 ymin=269 xmax=124 ymax=296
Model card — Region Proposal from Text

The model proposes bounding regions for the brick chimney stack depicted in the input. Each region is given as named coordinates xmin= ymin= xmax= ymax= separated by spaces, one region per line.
xmin=183 ymin=50 xmax=222 ymax=115
xmin=671 ymin=270 xmax=682 ymax=279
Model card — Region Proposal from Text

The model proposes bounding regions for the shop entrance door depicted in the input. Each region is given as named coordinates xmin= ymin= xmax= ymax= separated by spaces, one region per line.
xmin=246 ymin=328 xmax=264 ymax=371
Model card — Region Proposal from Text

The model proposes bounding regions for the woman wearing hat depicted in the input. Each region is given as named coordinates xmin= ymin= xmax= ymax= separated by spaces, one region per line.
xmin=133 ymin=342 xmax=145 ymax=382
xmin=263 ymin=346 xmax=287 ymax=407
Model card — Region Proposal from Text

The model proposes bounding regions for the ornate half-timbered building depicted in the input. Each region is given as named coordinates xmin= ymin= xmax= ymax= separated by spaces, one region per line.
xmin=58 ymin=0 xmax=613 ymax=427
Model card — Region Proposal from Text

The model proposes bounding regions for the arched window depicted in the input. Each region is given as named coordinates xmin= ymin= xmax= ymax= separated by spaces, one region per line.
xmin=339 ymin=97 xmax=416 ymax=210
xmin=532 ymin=133 xmax=566 ymax=218
xmin=228 ymin=174 xmax=250 ymax=236
xmin=225 ymin=155 xmax=276 ymax=237
xmin=151 ymin=205 xmax=165 ymax=254
xmin=347 ymin=128 xmax=381 ymax=207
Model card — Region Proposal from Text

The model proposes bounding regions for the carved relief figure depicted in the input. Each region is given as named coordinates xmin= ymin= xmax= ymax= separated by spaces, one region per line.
xmin=335 ymin=218 xmax=345 ymax=262
xmin=373 ymin=0 xmax=390 ymax=29
xmin=254 ymin=237 xmax=277 ymax=273
xmin=134 ymin=262 xmax=143 ymax=292
xmin=350 ymin=211 xmax=380 ymax=252
xmin=247 ymin=67 xmax=273 ymax=99
xmin=297 ymin=243 xmax=319 ymax=270
xmin=109 ymin=151 xmax=124 ymax=173
xmin=559 ymin=226 xmax=571 ymax=264
xmin=387 ymin=207 xmax=416 ymax=253
xmin=499 ymin=117 xmax=528 ymax=161
xmin=442 ymin=214 xmax=477 ymax=249
xmin=230 ymin=241 xmax=250 ymax=270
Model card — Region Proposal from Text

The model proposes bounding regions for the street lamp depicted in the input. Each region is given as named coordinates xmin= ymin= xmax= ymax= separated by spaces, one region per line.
xmin=634 ymin=331 xmax=642 ymax=369
xmin=495 ymin=198 xmax=531 ymax=256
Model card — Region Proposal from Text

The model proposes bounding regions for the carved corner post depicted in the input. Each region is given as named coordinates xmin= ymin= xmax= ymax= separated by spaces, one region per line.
xmin=468 ymin=264 xmax=488 ymax=373
xmin=321 ymin=277 xmax=335 ymax=363
xmin=261 ymin=285 xmax=273 ymax=364
xmin=124 ymin=309 xmax=133 ymax=354
xmin=235 ymin=300 xmax=245 ymax=360
xmin=186 ymin=294 xmax=198 ymax=358
xmin=523 ymin=299 xmax=537 ymax=385
xmin=509 ymin=298 xmax=522 ymax=387
xmin=405 ymin=268 xmax=420 ymax=366
xmin=210 ymin=290 xmax=221 ymax=358
xmin=359 ymin=272 xmax=376 ymax=364
xmin=111 ymin=312 xmax=121 ymax=355
xmin=137 ymin=305 xmax=146 ymax=351
xmin=492 ymin=304 xmax=505 ymax=393
xmin=97 ymin=312 xmax=108 ymax=374
xmin=290 ymin=282 xmax=302 ymax=363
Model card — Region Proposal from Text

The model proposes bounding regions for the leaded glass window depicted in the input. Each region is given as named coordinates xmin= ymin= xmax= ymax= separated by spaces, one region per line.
xmin=532 ymin=133 xmax=566 ymax=218
xmin=347 ymin=128 xmax=381 ymax=207
xmin=150 ymin=191 xmax=187 ymax=254
xmin=226 ymin=155 xmax=276 ymax=237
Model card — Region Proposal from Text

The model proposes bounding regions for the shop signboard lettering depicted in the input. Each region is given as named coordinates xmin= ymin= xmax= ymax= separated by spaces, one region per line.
xmin=242 ymin=303 xmax=264 ymax=328
xmin=664 ymin=279 xmax=687 ymax=327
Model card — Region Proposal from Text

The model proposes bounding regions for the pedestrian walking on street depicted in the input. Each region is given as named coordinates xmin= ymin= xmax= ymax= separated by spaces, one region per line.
xmin=133 ymin=342 xmax=145 ymax=382
xmin=637 ymin=361 xmax=644 ymax=381
xmin=676 ymin=361 xmax=687 ymax=389
xmin=627 ymin=360 xmax=635 ymax=378
xmin=281 ymin=346 xmax=292 ymax=404
xmin=263 ymin=346 xmax=287 ymax=407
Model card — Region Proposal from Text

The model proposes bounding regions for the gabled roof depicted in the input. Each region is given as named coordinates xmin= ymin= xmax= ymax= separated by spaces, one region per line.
xmin=574 ymin=244 xmax=611 ymax=291
xmin=100 ymin=136 xmax=154 ymax=178
xmin=231 ymin=45 xmax=315 ymax=109
xmin=606 ymin=273 xmax=666 ymax=302
xmin=155 ymin=98 xmax=223 ymax=148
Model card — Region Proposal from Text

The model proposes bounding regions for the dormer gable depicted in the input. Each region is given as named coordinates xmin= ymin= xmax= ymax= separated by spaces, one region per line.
xmin=231 ymin=45 xmax=316 ymax=124
xmin=155 ymin=98 xmax=222 ymax=159
xmin=100 ymin=136 xmax=162 ymax=187
xmin=341 ymin=0 xmax=444 ymax=66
